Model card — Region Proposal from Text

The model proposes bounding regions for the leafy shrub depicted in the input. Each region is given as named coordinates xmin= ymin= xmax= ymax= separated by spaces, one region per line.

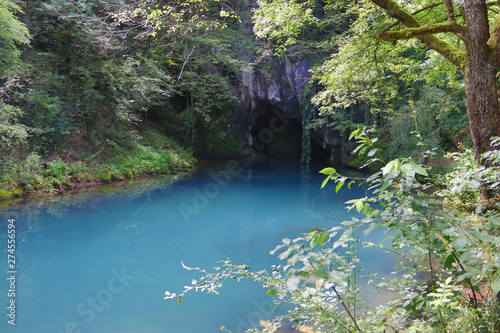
xmin=165 ymin=127 xmax=500 ymax=332
xmin=387 ymin=86 xmax=466 ymax=161
xmin=46 ymin=157 xmax=70 ymax=180
xmin=437 ymin=147 xmax=480 ymax=211
xmin=438 ymin=138 xmax=500 ymax=212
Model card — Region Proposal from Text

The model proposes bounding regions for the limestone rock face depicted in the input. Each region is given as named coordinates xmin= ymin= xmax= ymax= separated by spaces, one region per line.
xmin=233 ymin=55 xmax=343 ymax=160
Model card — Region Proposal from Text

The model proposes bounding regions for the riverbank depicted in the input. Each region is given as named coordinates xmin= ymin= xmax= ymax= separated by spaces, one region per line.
xmin=0 ymin=128 xmax=197 ymax=205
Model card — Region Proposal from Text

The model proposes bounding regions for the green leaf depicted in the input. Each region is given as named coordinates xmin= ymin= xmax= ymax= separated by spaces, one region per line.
xmin=453 ymin=237 xmax=469 ymax=252
xmin=349 ymin=128 xmax=360 ymax=141
xmin=355 ymin=199 xmax=364 ymax=213
xmin=492 ymin=271 xmax=500 ymax=296
xmin=362 ymin=203 xmax=371 ymax=215
xmin=363 ymin=223 xmax=377 ymax=237
xmin=444 ymin=254 xmax=455 ymax=270
xmin=335 ymin=181 xmax=344 ymax=193
xmin=382 ymin=159 xmax=401 ymax=175
xmin=401 ymin=163 xmax=416 ymax=177
xmin=321 ymin=176 xmax=330 ymax=189
xmin=319 ymin=232 xmax=329 ymax=247
xmin=319 ymin=167 xmax=336 ymax=175
xmin=479 ymin=234 xmax=498 ymax=243
xmin=266 ymin=288 xmax=278 ymax=295
xmin=414 ymin=164 xmax=428 ymax=176
xmin=310 ymin=235 xmax=319 ymax=249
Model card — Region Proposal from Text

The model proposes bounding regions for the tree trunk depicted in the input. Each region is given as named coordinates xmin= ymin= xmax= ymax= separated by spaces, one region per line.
xmin=463 ymin=0 xmax=500 ymax=168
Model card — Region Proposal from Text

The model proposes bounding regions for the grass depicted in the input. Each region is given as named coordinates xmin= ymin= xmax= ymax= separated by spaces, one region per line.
xmin=0 ymin=128 xmax=197 ymax=198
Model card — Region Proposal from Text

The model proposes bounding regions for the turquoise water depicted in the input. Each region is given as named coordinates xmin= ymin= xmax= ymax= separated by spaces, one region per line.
xmin=0 ymin=160 xmax=392 ymax=333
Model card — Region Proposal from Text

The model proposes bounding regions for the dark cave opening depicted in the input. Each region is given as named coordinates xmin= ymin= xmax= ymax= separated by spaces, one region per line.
xmin=250 ymin=107 xmax=331 ymax=163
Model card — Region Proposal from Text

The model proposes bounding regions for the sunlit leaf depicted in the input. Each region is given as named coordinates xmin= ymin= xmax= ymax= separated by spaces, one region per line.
xmin=319 ymin=232 xmax=329 ymax=247
xmin=266 ymin=288 xmax=278 ymax=295
xmin=321 ymin=176 xmax=330 ymax=189
xmin=319 ymin=167 xmax=336 ymax=175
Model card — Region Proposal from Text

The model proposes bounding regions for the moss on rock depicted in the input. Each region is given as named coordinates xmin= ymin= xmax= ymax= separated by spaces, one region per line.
xmin=11 ymin=188 xmax=23 ymax=197
xmin=0 ymin=189 xmax=12 ymax=200
xmin=100 ymin=172 xmax=112 ymax=183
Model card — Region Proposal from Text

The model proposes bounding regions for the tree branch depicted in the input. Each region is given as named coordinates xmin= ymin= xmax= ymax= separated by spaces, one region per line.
xmin=381 ymin=3 xmax=442 ymax=32
xmin=178 ymin=45 xmax=195 ymax=80
xmin=487 ymin=14 xmax=500 ymax=56
xmin=487 ymin=15 xmax=500 ymax=66
xmin=444 ymin=0 xmax=456 ymax=22
xmin=380 ymin=22 xmax=465 ymax=39
xmin=372 ymin=0 xmax=466 ymax=68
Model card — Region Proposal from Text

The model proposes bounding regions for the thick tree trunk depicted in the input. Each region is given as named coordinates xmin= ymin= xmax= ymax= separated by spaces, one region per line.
xmin=463 ymin=0 xmax=500 ymax=167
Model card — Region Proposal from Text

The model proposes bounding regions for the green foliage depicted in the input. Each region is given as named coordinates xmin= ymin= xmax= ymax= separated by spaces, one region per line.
xmin=113 ymin=0 xmax=237 ymax=40
xmin=0 ymin=0 xmax=29 ymax=76
xmin=252 ymin=0 xmax=469 ymax=163
xmin=46 ymin=157 xmax=70 ymax=180
xmin=0 ymin=128 xmax=196 ymax=197
xmin=166 ymin=129 xmax=500 ymax=332
xmin=0 ymin=99 xmax=29 ymax=149
xmin=0 ymin=0 xmax=254 ymax=163
xmin=387 ymin=86 xmax=466 ymax=160
xmin=438 ymin=137 xmax=500 ymax=212
xmin=438 ymin=147 xmax=480 ymax=212
xmin=203 ymin=128 xmax=239 ymax=158
xmin=252 ymin=0 xmax=316 ymax=54
xmin=0 ymin=189 xmax=12 ymax=199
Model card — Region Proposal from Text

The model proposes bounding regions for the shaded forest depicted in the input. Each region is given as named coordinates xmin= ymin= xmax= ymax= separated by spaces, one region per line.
xmin=1 ymin=1 xmax=500 ymax=332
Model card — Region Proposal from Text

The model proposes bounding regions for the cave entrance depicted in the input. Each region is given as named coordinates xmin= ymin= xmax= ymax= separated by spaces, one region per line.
xmin=250 ymin=107 xmax=330 ymax=162
xmin=250 ymin=108 xmax=302 ymax=159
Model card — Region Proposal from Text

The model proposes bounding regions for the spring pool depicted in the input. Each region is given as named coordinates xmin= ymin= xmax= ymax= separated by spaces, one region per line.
xmin=0 ymin=160 xmax=394 ymax=333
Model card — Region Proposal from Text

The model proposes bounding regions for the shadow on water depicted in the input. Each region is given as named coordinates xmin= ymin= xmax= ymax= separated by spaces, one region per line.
xmin=0 ymin=160 xmax=400 ymax=333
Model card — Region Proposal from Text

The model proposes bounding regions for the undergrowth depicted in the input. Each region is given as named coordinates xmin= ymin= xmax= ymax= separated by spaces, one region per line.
xmin=0 ymin=128 xmax=196 ymax=199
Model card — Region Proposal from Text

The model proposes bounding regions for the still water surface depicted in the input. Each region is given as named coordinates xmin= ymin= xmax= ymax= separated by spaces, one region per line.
xmin=0 ymin=160 xmax=393 ymax=333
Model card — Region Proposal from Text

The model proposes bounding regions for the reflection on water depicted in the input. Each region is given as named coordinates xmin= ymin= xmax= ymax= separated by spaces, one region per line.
xmin=0 ymin=160 xmax=397 ymax=333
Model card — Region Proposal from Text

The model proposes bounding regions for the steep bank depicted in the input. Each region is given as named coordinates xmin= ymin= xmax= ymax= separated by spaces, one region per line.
xmin=0 ymin=128 xmax=196 ymax=203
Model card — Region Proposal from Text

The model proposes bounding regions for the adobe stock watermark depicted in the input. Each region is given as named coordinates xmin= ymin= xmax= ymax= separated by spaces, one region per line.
xmin=235 ymin=298 xmax=274 ymax=333
xmin=54 ymin=267 xmax=134 ymax=333
xmin=178 ymin=108 xmax=295 ymax=223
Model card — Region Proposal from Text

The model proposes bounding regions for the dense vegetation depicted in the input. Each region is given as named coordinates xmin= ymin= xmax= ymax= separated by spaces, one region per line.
xmin=1 ymin=0 xmax=500 ymax=331
xmin=0 ymin=0 xmax=249 ymax=198
xmin=169 ymin=129 xmax=500 ymax=332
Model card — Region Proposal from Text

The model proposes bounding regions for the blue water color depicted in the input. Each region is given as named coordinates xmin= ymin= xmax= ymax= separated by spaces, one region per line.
xmin=0 ymin=160 xmax=395 ymax=333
